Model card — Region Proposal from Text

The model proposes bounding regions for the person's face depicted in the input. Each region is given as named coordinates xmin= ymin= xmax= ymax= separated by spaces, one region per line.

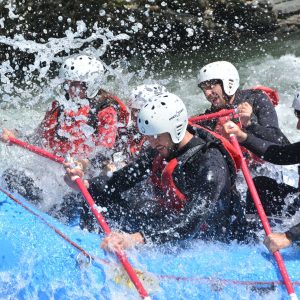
xmin=146 ymin=132 xmax=175 ymax=158
xmin=64 ymin=80 xmax=87 ymax=99
xmin=199 ymin=80 xmax=227 ymax=108
xmin=294 ymin=110 xmax=300 ymax=130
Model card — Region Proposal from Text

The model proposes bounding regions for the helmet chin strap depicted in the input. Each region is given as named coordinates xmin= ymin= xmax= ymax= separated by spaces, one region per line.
xmin=224 ymin=94 xmax=232 ymax=103
xmin=166 ymin=142 xmax=180 ymax=161
xmin=220 ymin=82 xmax=232 ymax=103
xmin=65 ymin=92 xmax=70 ymax=101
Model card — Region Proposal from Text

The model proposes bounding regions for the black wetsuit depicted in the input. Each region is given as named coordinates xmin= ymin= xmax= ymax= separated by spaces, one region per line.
xmin=85 ymin=127 xmax=251 ymax=244
xmin=241 ymin=135 xmax=300 ymax=222
xmin=286 ymin=223 xmax=300 ymax=242
xmin=242 ymin=138 xmax=300 ymax=165
xmin=242 ymin=138 xmax=300 ymax=242
xmin=199 ymin=89 xmax=290 ymax=145
xmin=198 ymin=89 xmax=293 ymax=217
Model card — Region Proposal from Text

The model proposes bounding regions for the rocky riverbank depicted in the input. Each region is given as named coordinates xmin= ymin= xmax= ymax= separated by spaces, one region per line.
xmin=0 ymin=0 xmax=299 ymax=65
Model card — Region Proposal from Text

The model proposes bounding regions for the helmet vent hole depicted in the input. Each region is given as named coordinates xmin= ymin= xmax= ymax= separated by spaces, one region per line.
xmin=71 ymin=66 xmax=75 ymax=70
xmin=161 ymin=102 xmax=166 ymax=105
xmin=151 ymin=105 xmax=155 ymax=110
xmin=176 ymin=124 xmax=183 ymax=136
xmin=138 ymin=118 xmax=141 ymax=123
xmin=203 ymin=69 xmax=207 ymax=73
xmin=145 ymin=120 xmax=149 ymax=125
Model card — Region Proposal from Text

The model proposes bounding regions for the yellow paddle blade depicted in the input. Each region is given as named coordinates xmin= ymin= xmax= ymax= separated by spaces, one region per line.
xmin=109 ymin=265 xmax=161 ymax=294
xmin=76 ymin=252 xmax=160 ymax=294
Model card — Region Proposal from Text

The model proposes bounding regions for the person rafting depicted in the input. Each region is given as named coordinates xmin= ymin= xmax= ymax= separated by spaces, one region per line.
xmin=1 ymin=54 xmax=129 ymax=208
xmin=223 ymin=90 xmax=300 ymax=252
xmin=223 ymin=90 xmax=300 ymax=167
xmin=195 ymin=60 xmax=290 ymax=164
xmin=118 ymin=83 xmax=167 ymax=159
xmin=95 ymin=83 xmax=168 ymax=175
xmin=2 ymin=54 xmax=129 ymax=158
xmin=64 ymin=92 xmax=254 ymax=252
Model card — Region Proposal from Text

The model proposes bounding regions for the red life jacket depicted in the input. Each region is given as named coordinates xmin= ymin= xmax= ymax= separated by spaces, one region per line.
xmin=191 ymin=124 xmax=241 ymax=171
xmin=150 ymin=154 xmax=186 ymax=211
xmin=252 ymin=86 xmax=279 ymax=107
xmin=41 ymin=92 xmax=129 ymax=158
xmin=107 ymin=94 xmax=130 ymax=125
xmin=150 ymin=126 xmax=240 ymax=211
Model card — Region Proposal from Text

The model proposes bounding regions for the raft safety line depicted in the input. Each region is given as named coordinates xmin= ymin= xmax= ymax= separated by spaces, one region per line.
xmin=2 ymin=186 xmax=300 ymax=288
xmin=0 ymin=186 xmax=110 ymax=267
xmin=158 ymin=274 xmax=300 ymax=287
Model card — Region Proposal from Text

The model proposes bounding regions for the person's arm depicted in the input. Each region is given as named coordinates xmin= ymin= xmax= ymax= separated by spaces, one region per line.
xmin=223 ymin=121 xmax=300 ymax=165
xmin=241 ymin=133 xmax=278 ymax=158
xmin=1 ymin=125 xmax=45 ymax=147
xmin=88 ymin=148 xmax=156 ymax=206
xmin=138 ymin=147 xmax=233 ymax=244
xmin=1 ymin=128 xmax=17 ymax=144
xmin=243 ymin=136 xmax=300 ymax=165
xmin=264 ymin=222 xmax=300 ymax=253
xmin=285 ymin=222 xmax=300 ymax=242
xmin=25 ymin=100 xmax=60 ymax=146
xmin=223 ymin=121 xmax=275 ymax=156
xmin=264 ymin=232 xmax=292 ymax=253
xmin=100 ymin=232 xmax=145 ymax=252
xmin=262 ymin=142 xmax=300 ymax=165
xmin=243 ymin=92 xmax=289 ymax=145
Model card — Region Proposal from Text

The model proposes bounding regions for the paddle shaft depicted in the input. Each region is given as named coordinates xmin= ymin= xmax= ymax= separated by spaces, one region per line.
xmin=5 ymin=136 xmax=151 ymax=299
xmin=230 ymin=134 xmax=297 ymax=299
xmin=74 ymin=178 xmax=150 ymax=299
xmin=188 ymin=108 xmax=236 ymax=123
xmin=8 ymin=136 xmax=65 ymax=164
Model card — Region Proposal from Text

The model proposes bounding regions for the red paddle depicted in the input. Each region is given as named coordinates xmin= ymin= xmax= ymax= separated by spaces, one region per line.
xmin=230 ymin=134 xmax=297 ymax=300
xmin=4 ymin=136 xmax=151 ymax=299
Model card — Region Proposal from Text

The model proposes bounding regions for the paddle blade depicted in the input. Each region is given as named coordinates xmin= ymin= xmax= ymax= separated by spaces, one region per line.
xmin=108 ymin=265 xmax=161 ymax=294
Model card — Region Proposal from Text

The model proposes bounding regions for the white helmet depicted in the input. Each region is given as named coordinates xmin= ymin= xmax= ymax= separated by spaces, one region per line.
xmin=59 ymin=55 xmax=105 ymax=98
xmin=130 ymin=84 xmax=167 ymax=110
xmin=292 ymin=91 xmax=300 ymax=111
xmin=137 ymin=92 xmax=188 ymax=143
xmin=198 ymin=61 xmax=240 ymax=96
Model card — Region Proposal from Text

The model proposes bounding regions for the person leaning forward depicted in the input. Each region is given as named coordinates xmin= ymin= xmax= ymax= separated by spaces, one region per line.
xmin=64 ymin=92 xmax=254 ymax=253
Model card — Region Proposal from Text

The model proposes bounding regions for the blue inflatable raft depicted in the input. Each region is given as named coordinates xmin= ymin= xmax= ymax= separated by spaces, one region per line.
xmin=1 ymin=187 xmax=299 ymax=299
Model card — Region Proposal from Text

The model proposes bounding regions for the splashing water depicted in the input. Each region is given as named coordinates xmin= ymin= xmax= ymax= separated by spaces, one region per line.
xmin=0 ymin=20 xmax=130 ymax=108
xmin=0 ymin=16 xmax=299 ymax=212
xmin=0 ymin=11 xmax=300 ymax=300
